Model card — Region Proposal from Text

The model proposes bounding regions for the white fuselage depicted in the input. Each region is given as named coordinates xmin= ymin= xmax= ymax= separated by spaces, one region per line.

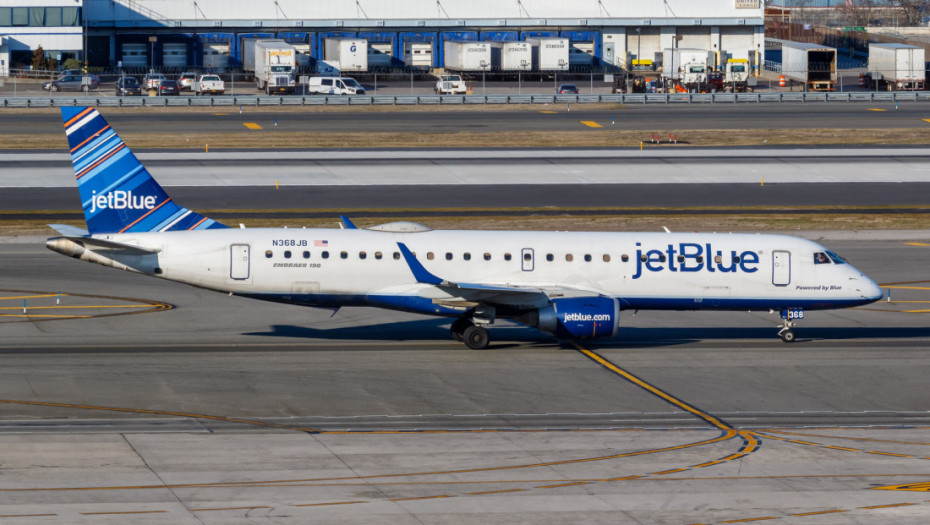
xmin=53 ymin=227 xmax=883 ymax=317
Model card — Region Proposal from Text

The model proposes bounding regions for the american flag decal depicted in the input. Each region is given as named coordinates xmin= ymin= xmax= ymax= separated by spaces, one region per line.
xmin=314 ymin=240 xmax=328 ymax=247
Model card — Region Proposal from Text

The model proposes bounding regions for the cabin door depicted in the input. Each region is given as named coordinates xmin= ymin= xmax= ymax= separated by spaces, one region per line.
xmin=772 ymin=250 xmax=790 ymax=286
xmin=521 ymin=248 xmax=534 ymax=271
xmin=230 ymin=244 xmax=250 ymax=280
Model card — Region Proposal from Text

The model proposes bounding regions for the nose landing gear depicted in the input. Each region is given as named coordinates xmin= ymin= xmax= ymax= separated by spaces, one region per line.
xmin=777 ymin=308 xmax=803 ymax=343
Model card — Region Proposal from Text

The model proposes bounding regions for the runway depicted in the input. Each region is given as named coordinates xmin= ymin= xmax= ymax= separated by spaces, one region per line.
xmin=5 ymin=148 xmax=930 ymax=215
xmin=5 ymin=102 xmax=930 ymax=134
xmin=3 ymin=235 xmax=930 ymax=522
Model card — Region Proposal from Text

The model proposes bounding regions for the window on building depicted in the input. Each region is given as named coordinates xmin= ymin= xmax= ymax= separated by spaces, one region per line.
xmin=12 ymin=7 xmax=27 ymax=26
xmin=62 ymin=6 xmax=80 ymax=27
xmin=45 ymin=7 xmax=62 ymax=27
xmin=29 ymin=7 xmax=44 ymax=26
xmin=0 ymin=8 xmax=12 ymax=26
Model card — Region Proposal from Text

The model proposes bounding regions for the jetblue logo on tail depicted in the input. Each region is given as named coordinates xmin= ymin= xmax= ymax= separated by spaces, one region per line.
xmin=89 ymin=190 xmax=157 ymax=214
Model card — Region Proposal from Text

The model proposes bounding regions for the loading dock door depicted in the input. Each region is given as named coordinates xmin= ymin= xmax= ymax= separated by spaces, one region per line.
xmin=230 ymin=244 xmax=250 ymax=280
xmin=772 ymin=250 xmax=790 ymax=286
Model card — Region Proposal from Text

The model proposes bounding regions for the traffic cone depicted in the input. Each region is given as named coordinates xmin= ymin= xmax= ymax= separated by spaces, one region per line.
xmin=858 ymin=73 xmax=864 ymax=87
xmin=778 ymin=74 xmax=786 ymax=87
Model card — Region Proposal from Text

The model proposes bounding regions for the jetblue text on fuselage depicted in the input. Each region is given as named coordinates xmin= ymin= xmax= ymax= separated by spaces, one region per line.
xmin=89 ymin=190 xmax=156 ymax=214
xmin=632 ymin=242 xmax=760 ymax=279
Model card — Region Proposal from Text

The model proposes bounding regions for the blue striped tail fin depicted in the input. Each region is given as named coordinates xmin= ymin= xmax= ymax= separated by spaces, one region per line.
xmin=61 ymin=107 xmax=227 ymax=234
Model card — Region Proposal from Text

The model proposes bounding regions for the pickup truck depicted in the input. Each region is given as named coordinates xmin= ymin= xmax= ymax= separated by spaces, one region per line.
xmin=435 ymin=74 xmax=467 ymax=95
xmin=193 ymin=74 xmax=225 ymax=96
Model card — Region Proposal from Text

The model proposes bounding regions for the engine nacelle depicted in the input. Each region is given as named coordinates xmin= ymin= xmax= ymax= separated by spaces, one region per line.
xmin=523 ymin=297 xmax=619 ymax=340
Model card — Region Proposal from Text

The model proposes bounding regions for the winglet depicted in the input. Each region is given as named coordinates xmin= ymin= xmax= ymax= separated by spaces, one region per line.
xmin=397 ymin=242 xmax=443 ymax=285
xmin=340 ymin=215 xmax=357 ymax=229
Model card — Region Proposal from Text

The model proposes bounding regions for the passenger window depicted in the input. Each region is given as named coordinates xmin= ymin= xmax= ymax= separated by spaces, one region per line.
xmin=359 ymin=251 xmax=367 ymax=260
xmin=814 ymin=252 xmax=830 ymax=264
xmin=733 ymin=255 xmax=741 ymax=264
xmin=658 ymin=254 xmax=666 ymax=263
xmin=584 ymin=254 xmax=591 ymax=262
xmin=697 ymin=256 xmax=704 ymax=263
xmin=546 ymin=254 xmax=554 ymax=262
xmin=303 ymin=251 xmax=310 ymax=259
xmin=393 ymin=252 xmax=400 ymax=260
xmin=484 ymin=253 xmax=491 ymax=261
xmin=621 ymin=254 xmax=629 ymax=262
xmin=375 ymin=251 xmax=383 ymax=260
xmin=640 ymin=255 xmax=647 ymax=262
xmin=603 ymin=254 xmax=610 ymax=262
xmin=427 ymin=252 xmax=435 ymax=260
xmin=565 ymin=254 xmax=573 ymax=262
xmin=284 ymin=250 xmax=292 ymax=259
xmin=714 ymin=255 xmax=722 ymax=264
xmin=504 ymin=253 xmax=512 ymax=261
xmin=523 ymin=253 xmax=532 ymax=261
xmin=463 ymin=253 xmax=471 ymax=261
xmin=322 ymin=251 xmax=330 ymax=259
xmin=265 ymin=250 xmax=272 ymax=258
xmin=340 ymin=251 xmax=348 ymax=259
xmin=677 ymin=255 xmax=685 ymax=263
xmin=446 ymin=252 xmax=453 ymax=260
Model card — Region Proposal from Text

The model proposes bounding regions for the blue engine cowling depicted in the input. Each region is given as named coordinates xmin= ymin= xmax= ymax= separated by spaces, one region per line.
xmin=533 ymin=297 xmax=619 ymax=340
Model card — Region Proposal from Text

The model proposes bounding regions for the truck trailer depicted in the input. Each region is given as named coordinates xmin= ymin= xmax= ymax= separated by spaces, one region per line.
xmin=781 ymin=41 xmax=836 ymax=91
xmin=526 ymin=38 xmax=569 ymax=71
xmin=661 ymin=48 xmax=712 ymax=92
xmin=491 ymin=41 xmax=531 ymax=71
xmin=323 ymin=38 xmax=368 ymax=72
xmin=868 ymin=43 xmax=925 ymax=91
xmin=443 ymin=41 xmax=491 ymax=71
xmin=242 ymin=39 xmax=296 ymax=95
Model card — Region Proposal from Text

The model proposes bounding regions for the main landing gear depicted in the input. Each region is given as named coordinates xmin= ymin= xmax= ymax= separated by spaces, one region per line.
xmin=450 ymin=317 xmax=490 ymax=350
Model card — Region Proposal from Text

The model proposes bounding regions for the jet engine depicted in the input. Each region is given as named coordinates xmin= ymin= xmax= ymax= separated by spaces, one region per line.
xmin=517 ymin=296 xmax=619 ymax=340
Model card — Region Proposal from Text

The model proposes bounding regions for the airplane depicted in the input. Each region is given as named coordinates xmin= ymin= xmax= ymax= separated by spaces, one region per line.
xmin=47 ymin=106 xmax=884 ymax=349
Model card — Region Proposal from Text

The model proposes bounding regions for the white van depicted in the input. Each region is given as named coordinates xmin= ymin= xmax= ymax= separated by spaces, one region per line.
xmin=306 ymin=76 xmax=365 ymax=95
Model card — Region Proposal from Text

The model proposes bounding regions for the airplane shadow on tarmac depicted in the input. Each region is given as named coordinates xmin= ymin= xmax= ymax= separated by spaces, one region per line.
xmin=245 ymin=321 xmax=930 ymax=349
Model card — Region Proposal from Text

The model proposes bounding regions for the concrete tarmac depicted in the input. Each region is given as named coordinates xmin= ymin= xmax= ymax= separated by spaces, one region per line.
xmin=3 ymin=235 xmax=930 ymax=522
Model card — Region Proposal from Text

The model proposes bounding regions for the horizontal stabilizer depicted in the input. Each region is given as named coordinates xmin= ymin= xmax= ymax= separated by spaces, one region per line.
xmin=48 ymin=224 xmax=89 ymax=236
xmin=57 ymin=235 xmax=160 ymax=255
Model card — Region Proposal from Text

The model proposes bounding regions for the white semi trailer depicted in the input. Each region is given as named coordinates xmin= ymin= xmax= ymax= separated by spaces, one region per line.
xmin=443 ymin=41 xmax=491 ymax=71
xmin=243 ymin=39 xmax=297 ymax=95
xmin=491 ymin=41 xmax=531 ymax=71
xmin=323 ymin=38 xmax=368 ymax=72
xmin=868 ymin=43 xmax=925 ymax=91
xmin=781 ymin=41 xmax=837 ymax=91
xmin=526 ymin=38 xmax=569 ymax=71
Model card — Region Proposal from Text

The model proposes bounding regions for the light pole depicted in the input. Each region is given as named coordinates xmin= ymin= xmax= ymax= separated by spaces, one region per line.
xmin=636 ymin=27 xmax=641 ymax=69
xmin=82 ymin=0 xmax=87 ymax=73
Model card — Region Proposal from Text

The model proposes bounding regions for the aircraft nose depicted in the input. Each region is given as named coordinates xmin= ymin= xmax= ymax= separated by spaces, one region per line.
xmin=858 ymin=273 xmax=884 ymax=302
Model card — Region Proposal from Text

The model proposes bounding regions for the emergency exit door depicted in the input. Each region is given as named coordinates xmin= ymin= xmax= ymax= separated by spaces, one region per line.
xmin=230 ymin=244 xmax=250 ymax=280
xmin=772 ymin=250 xmax=790 ymax=286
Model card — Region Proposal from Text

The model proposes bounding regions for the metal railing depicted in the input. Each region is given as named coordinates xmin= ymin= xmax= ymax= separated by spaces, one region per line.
xmin=3 ymin=91 xmax=930 ymax=108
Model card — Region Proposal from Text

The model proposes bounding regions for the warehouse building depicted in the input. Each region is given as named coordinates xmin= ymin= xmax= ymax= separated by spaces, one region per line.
xmin=0 ymin=0 xmax=763 ymax=74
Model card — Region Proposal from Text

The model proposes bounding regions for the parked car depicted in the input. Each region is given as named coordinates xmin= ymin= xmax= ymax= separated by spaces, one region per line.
xmin=59 ymin=69 xmax=99 ymax=84
xmin=178 ymin=72 xmax=197 ymax=91
xmin=43 ymin=75 xmax=98 ymax=93
xmin=557 ymin=84 xmax=579 ymax=94
xmin=114 ymin=76 xmax=142 ymax=96
xmin=157 ymin=79 xmax=180 ymax=96
xmin=143 ymin=73 xmax=168 ymax=89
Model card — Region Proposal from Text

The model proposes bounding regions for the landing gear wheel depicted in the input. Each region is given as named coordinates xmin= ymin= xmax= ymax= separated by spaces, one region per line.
xmin=450 ymin=317 xmax=473 ymax=342
xmin=780 ymin=329 xmax=796 ymax=343
xmin=463 ymin=325 xmax=490 ymax=350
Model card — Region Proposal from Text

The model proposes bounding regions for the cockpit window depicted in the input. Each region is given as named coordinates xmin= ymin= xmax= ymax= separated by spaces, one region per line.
xmin=825 ymin=251 xmax=846 ymax=264
xmin=814 ymin=252 xmax=830 ymax=264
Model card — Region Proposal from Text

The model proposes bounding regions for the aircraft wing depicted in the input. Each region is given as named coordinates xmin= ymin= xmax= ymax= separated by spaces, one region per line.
xmin=396 ymin=242 xmax=605 ymax=308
